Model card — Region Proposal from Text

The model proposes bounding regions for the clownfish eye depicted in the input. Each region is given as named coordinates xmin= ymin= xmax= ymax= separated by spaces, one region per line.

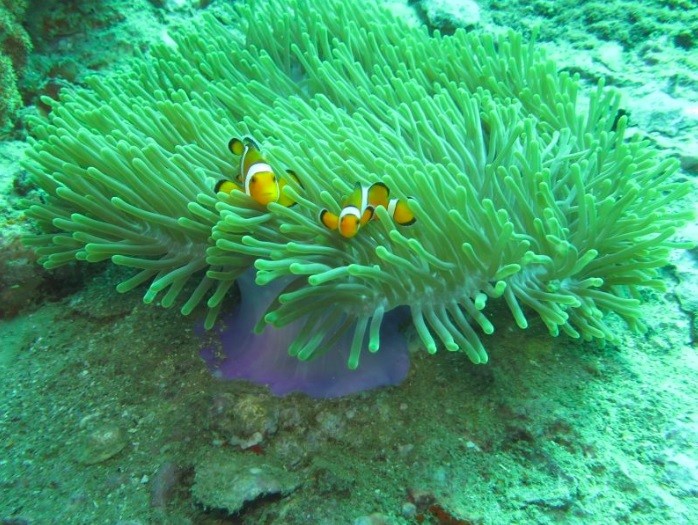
xmin=250 ymin=176 xmax=257 ymax=184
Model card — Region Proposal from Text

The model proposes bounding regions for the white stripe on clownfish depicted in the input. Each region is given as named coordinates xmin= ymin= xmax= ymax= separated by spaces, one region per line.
xmin=244 ymin=162 xmax=274 ymax=197
xmin=339 ymin=205 xmax=362 ymax=222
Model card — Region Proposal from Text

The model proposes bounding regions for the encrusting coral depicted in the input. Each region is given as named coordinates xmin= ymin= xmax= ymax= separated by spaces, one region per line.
xmin=22 ymin=0 xmax=691 ymax=371
xmin=0 ymin=0 xmax=31 ymax=135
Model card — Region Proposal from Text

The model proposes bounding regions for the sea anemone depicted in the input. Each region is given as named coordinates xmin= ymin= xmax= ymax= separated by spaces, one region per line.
xmin=22 ymin=0 xmax=691 ymax=391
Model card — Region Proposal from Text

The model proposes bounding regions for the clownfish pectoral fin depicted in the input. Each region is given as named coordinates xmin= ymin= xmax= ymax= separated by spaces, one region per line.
xmin=215 ymin=179 xmax=239 ymax=195
xmin=228 ymin=137 xmax=246 ymax=156
xmin=368 ymin=182 xmax=390 ymax=209
xmin=389 ymin=197 xmax=417 ymax=226
xmin=319 ymin=209 xmax=339 ymax=231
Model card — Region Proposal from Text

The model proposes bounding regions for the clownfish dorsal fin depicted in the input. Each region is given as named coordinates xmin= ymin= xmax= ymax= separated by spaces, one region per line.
xmin=368 ymin=181 xmax=390 ymax=209
xmin=228 ymin=137 xmax=245 ymax=156
xmin=343 ymin=182 xmax=363 ymax=209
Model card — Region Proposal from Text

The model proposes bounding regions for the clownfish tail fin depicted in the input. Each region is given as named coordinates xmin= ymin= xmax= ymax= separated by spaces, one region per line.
xmin=215 ymin=179 xmax=237 ymax=194
xmin=319 ymin=209 xmax=339 ymax=230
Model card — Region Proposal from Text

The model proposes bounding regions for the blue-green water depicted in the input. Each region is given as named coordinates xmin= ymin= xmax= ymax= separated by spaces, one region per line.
xmin=1 ymin=1 xmax=697 ymax=523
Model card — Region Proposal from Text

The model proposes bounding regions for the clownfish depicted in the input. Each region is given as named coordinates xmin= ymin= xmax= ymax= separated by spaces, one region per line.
xmin=215 ymin=137 xmax=300 ymax=207
xmin=320 ymin=182 xmax=417 ymax=238
xmin=319 ymin=182 xmax=384 ymax=238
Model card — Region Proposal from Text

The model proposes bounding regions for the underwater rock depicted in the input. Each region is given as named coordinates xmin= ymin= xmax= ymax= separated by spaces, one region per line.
xmin=0 ymin=141 xmax=44 ymax=318
xmin=594 ymin=41 xmax=625 ymax=72
xmin=76 ymin=424 xmax=127 ymax=465
xmin=352 ymin=513 xmax=394 ymax=525
xmin=150 ymin=461 xmax=185 ymax=508
xmin=0 ymin=234 xmax=45 ymax=318
xmin=673 ymin=250 xmax=698 ymax=339
xmin=192 ymin=451 xmax=300 ymax=514
xmin=0 ymin=0 xmax=31 ymax=135
xmin=0 ymin=518 xmax=31 ymax=525
xmin=418 ymin=0 xmax=481 ymax=31
xmin=208 ymin=391 xmax=279 ymax=449
xmin=401 ymin=501 xmax=417 ymax=519
xmin=663 ymin=452 xmax=698 ymax=496
xmin=662 ymin=416 xmax=698 ymax=496
xmin=67 ymin=270 xmax=138 ymax=320
xmin=632 ymin=92 xmax=689 ymax=138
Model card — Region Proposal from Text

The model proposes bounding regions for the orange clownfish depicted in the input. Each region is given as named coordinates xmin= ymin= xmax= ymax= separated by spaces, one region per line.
xmin=215 ymin=137 xmax=300 ymax=207
xmin=319 ymin=182 xmax=383 ymax=238
xmin=320 ymin=182 xmax=417 ymax=238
